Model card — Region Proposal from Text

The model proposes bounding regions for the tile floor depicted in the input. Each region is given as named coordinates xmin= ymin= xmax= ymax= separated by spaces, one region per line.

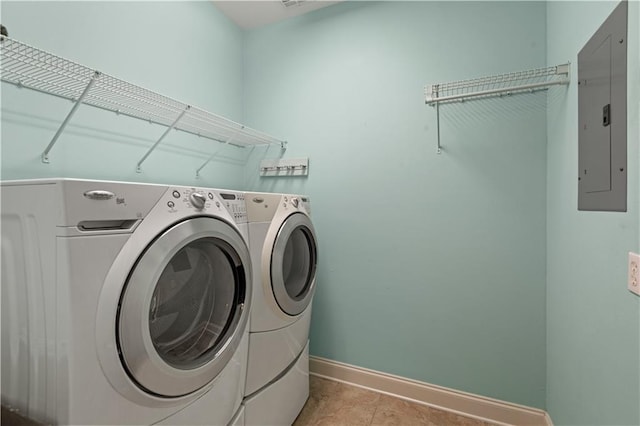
xmin=2 ymin=376 xmax=497 ymax=426
xmin=293 ymin=376 xmax=497 ymax=426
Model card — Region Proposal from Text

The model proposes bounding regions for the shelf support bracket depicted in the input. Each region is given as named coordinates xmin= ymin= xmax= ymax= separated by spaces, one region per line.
xmin=428 ymin=84 xmax=442 ymax=154
xmin=195 ymin=131 xmax=238 ymax=178
xmin=136 ymin=105 xmax=190 ymax=173
xmin=435 ymin=98 xmax=442 ymax=155
xmin=41 ymin=70 xmax=100 ymax=163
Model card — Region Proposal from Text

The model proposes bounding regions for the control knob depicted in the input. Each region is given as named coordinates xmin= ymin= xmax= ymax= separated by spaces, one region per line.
xmin=190 ymin=192 xmax=207 ymax=210
xmin=291 ymin=197 xmax=299 ymax=208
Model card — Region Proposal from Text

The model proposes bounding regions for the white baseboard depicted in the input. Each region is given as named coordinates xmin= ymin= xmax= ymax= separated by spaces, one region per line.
xmin=309 ymin=356 xmax=552 ymax=426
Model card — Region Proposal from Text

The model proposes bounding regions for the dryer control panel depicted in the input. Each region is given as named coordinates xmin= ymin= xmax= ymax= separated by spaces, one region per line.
xmin=218 ymin=192 xmax=248 ymax=224
xmin=283 ymin=195 xmax=311 ymax=215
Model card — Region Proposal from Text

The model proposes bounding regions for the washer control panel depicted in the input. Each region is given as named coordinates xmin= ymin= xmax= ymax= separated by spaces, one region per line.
xmin=189 ymin=192 xmax=207 ymax=210
xmin=165 ymin=187 xmax=247 ymax=224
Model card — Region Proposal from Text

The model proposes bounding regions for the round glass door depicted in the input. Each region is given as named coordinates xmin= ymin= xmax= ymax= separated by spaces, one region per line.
xmin=118 ymin=217 xmax=251 ymax=397
xmin=271 ymin=213 xmax=317 ymax=316
xmin=149 ymin=238 xmax=238 ymax=369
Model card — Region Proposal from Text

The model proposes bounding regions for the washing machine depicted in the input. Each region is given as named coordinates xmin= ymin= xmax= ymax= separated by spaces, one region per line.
xmin=1 ymin=178 xmax=252 ymax=425
xmin=242 ymin=192 xmax=318 ymax=426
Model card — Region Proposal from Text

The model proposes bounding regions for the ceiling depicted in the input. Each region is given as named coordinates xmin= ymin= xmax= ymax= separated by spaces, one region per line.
xmin=212 ymin=1 xmax=342 ymax=29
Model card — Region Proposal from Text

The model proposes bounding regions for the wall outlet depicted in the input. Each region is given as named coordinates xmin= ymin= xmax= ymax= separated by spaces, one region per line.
xmin=629 ymin=252 xmax=640 ymax=296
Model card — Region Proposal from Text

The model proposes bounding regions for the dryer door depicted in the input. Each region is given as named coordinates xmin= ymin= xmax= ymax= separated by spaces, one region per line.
xmin=270 ymin=213 xmax=318 ymax=316
xmin=117 ymin=217 xmax=251 ymax=397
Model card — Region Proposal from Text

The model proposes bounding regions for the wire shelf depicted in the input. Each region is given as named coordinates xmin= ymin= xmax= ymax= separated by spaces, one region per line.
xmin=425 ymin=63 xmax=570 ymax=105
xmin=424 ymin=63 xmax=570 ymax=154
xmin=0 ymin=36 xmax=286 ymax=169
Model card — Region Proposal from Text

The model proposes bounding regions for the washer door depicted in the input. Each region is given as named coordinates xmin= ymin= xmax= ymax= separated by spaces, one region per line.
xmin=118 ymin=217 xmax=250 ymax=398
xmin=270 ymin=213 xmax=318 ymax=316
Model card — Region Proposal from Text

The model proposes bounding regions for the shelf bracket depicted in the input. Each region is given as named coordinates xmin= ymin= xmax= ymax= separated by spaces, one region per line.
xmin=41 ymin=70 xmax=100 ymax=163
xmin=435 ymin=91 xmax=442 ymax=154
xmin=136 ymin=105 xmax=190 ymax=173
xmin=195 ymin=130 xmax=239 ymax=178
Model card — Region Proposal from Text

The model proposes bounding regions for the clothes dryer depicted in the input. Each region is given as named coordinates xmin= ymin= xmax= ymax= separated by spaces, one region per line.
xmin=243 ymin=192 xmax=318 ymax=426
xmin=1 ymin=179 xmax=251 ymax=425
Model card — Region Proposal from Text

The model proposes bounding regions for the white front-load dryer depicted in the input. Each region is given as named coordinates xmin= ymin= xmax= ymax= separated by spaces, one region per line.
xmin=1 ymin=179 xmax=251 ymax=425
xmin=243 ymin=192 xmax=318 ymax=426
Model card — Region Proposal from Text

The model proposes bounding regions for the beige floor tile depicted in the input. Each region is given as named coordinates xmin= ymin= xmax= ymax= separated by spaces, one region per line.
xmin=370 ymin=394 xmax=437 ymax=425
xmin=293 ymin=376 xmax=381 ymax=426
xmin=371 ymin=394 xmax=496 ymax=426
xmin=295 ymin=376 xmax=498 ymax=426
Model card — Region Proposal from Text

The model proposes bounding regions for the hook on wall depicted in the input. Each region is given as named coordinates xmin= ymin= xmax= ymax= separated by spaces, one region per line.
xmin=260 ymin=158 xmax=309 ymax=177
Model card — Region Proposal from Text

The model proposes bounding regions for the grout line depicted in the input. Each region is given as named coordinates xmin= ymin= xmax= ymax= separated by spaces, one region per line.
xmin=369 ymin=396 xmax=380 ymax=426
xmin=369 ymin=407 xmax=378 ymax=425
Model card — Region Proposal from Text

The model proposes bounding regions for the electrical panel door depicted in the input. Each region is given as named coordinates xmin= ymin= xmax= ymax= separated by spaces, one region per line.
xmin=578 ymin=1 xmax=627 ymax=211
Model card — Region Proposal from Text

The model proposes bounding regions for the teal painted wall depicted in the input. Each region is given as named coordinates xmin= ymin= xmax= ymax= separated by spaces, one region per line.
xmin=546 ymin=1 xmax=640 ymax=425
xmin=243 ymin=1 xmax=548 ymax=408
xmin=1 ymin=1 xmax=248 ymax=188
xmin=3 ymin=0 xmax=636 ymax=417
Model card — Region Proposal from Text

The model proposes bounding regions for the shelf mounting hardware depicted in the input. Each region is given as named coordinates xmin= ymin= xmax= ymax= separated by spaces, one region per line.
xmin=195 ymin=129 xmax=240 ymax=178
xmin=436 ymin=100 xmax=442 ymax=154
xmin=425 ymin=63 xmax=570 ymax=154
xmin=136 ymin=106 xmax=190 ymax=173
xmin=41 ymin=70 xmax=100 ymax=163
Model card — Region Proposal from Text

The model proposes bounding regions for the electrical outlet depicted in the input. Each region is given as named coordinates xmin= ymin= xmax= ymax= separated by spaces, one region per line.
xmin=629 ymin=252 xmax=640 ymax=296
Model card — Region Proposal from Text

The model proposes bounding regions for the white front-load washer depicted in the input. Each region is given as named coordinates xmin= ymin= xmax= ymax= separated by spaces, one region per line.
xmin=1 ymin=178 xmax=252 ymax=425
xmin=243 ymin=192 xmax=318 ymax=426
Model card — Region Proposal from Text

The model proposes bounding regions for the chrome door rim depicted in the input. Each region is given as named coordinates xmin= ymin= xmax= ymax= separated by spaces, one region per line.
xmin=270 ymin=213 xmax=317 ymax=316
xmin=117 ymin=217 xmax=251 ymax=397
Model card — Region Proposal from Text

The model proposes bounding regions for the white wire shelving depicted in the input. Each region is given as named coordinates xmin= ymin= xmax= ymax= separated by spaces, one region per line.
xmin=0 ymin=36 xmax=286 ymax=173
xmin=425 ymin=63 xmax=570 ymax=154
